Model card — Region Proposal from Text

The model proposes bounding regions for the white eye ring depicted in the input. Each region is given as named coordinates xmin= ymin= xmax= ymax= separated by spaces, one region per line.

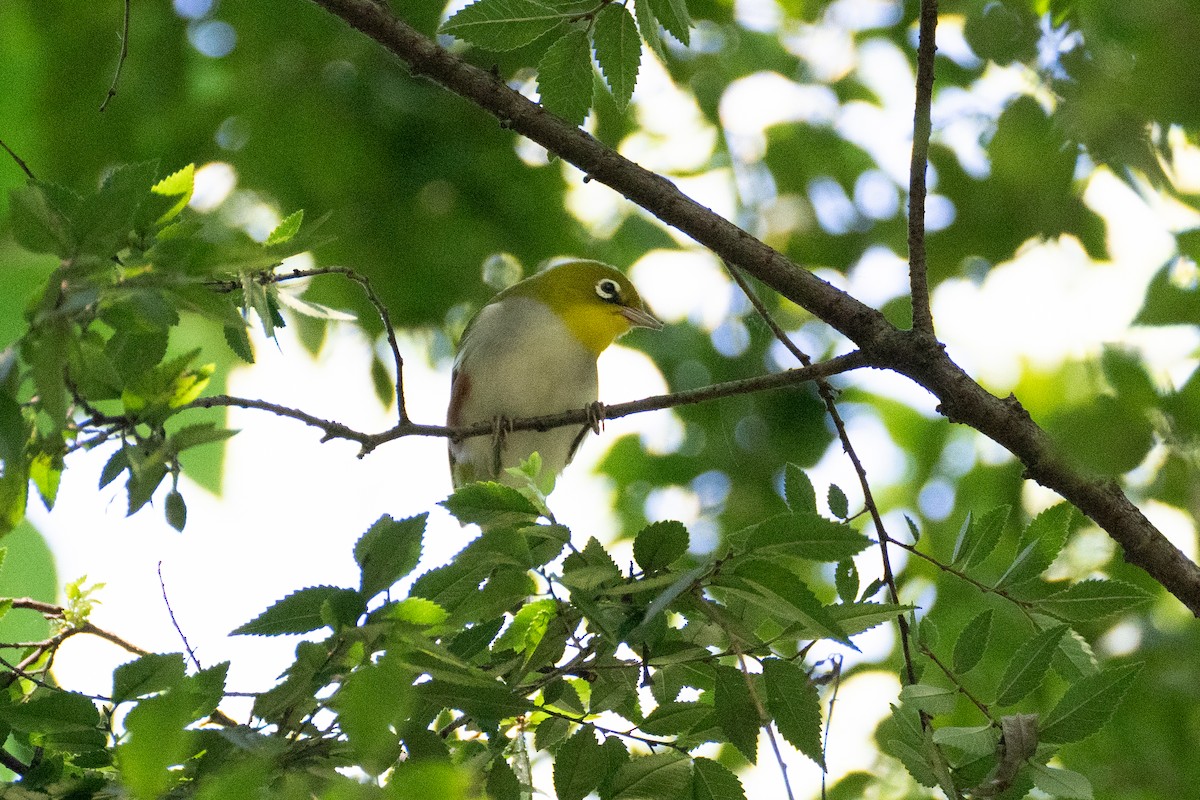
xmin=595 ymin=278 xmax=621 ymax=302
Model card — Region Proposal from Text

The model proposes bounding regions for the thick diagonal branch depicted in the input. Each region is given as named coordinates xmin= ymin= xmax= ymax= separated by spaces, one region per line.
xmin=305 ymin=0 xmax=1200 ymax=616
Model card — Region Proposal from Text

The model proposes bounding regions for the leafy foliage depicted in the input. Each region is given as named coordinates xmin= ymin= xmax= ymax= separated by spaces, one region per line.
xmin=2 ymin=0 xmax=1198 ymax=796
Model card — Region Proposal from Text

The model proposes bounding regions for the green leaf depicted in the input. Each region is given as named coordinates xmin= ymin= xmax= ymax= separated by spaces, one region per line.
xmin=1134 ymin=258 xmax=1200 ymax=326
xmin=930 ymin=725 xmax=999 ymax=759
xmin=224 ymin=323 xmax=254 ymax=362
xmin=952 ymin=609 xmax=993 ymax=675
xmin=331 ymin=650 xmax=413 ymax=776
xmin=634 ymin=0 xmax=667 ymax=62
xmin=639 ymin=700 xmax=710 ymax=736
xmin=952 ymin=505 xmax=1010 ymax=567
xmin=633 ymin=520 xmax=689 ymax=572
xmin=691 ymin=757 xmax=747 ymax=800
xmin=1040 ymin=662 xmax=1143 ymax=743
xmin=995 ymin=624 xmax=1068 ymax=706
xmin=827 ymin=484 xmax=849 ymax=519
xmin=783 ymin=463 xmax=817 ymax=514
xmin=898 ymin=683 xmax=957 ymax=716
xmin=1038 ymin=579 xmax=1154 ymax=622
xmin=232 ymin=585 xmax=363 ymax=636
xmin=538 ymin=28 xmax=594 ymax=127
xmin=1028 ymin=763 xmax=1094 ymax=799
xmin=119 ymin=690 xmax=196 ymax=800
xmin=593 ymin=4 xmax=641 ymax=110
xmin=741 ymin=511 xmax=871 ymax=562
xmin=441 ymin=0 xmax=567 ymax=51
xmin=112 ymin=653 xmax=188 ymax=705
xmin=0 ymin=689 xmax=101 ymax=734
xmin=763 ymin=659 xmax=824 ymax=768
xmin=149 ymin=163 xmax=195 ymax=224
xmin=554 ymin=728 xmax=605 ymax=800
xmin=168 ymin=423 xmax=238 ymax=455
xmin=713 ymin=665 xmax=760 ymax=762
xmin=440 ymin=481 xmax=541 ymax=528
xmin=996 ymin=503 xmax=1073 ymax=588
xmin=834 ymin=559 xmax=859 ymax=603
xmin=8 ymin=181 xmax=78 ymax=257
xmin=165 ymin=489 xmax=187 ymax=531
xmin=535 ymin=714 xmax=571 ymax=751
xmin=492 ymin=597 xmax=557 ymax=656
xmin=647 ymin=0 xmax=691 ymax=45
xmin=603 ymin=751 xmax=691 ymax=800
xmin=487 ymin=759 xmax=523 ymax=800
xmin=721 ymin=560 xmax=855 ymax=647
xmin=265 ymin=209 xmax=303 ymax=245
xmin=354 ymin=513 xmax=426 ymax=599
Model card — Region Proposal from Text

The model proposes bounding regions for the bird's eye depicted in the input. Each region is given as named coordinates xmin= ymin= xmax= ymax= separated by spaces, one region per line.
xmin=595 ymin=278 xmax=621 ymax=303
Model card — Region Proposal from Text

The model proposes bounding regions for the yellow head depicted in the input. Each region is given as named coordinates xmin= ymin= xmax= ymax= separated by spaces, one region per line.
xmin=504 ymin=260 xmax=662 ymax=353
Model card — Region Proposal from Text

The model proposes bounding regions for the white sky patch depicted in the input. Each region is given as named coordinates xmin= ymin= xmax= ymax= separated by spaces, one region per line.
xmin=189 ymin=161 xmax=237 ymax=212
xmin=630 ymin=249 xmax=732 ymax=330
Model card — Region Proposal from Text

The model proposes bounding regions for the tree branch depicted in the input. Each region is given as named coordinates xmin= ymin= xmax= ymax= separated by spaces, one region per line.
xmin=907 ymin=0 xmax=938 ymax=334
xmin=303 ymin=0 xmax=1200 ymax=616
xmin=191 ymin=350 xmax=870 ymax=454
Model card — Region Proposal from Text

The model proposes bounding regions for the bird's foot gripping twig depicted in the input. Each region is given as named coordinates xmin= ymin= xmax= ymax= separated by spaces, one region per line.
xmin=585 ymin=401 xmax=607 ymax=435
xmin=489 ymin=415 xmax=513 ymax=478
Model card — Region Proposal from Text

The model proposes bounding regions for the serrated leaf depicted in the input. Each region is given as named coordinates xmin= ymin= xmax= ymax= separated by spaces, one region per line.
xmin=535 ymin=714 xmax=571 ymax=751
xmin=1039 ymin=579 xmax=1154 ymax=622
xmin=0 ymin=689 xmax=102 ymax=734
xmin=720 ymin=561 xmax=855 ymax=648
xmin=633 ymin=519 xmax=689 ymax=572
xmin=1039 ymin=662 xmax=1143 ymax=743
xmin=998 ymin=503 xmax=1072 ymax=588
xmin=952 ymin=609 xmax=993 ymax=675
xmin=1053 ymin=627 xmax=1099 ymax=681
xmin=834 ymin=559 xmax=859 ymax=603
xmin=827 ymin=484 xmax=849 ymax=519
xmin=742 ymin=511 xmax=871 ymax=562
xmin=441 ymin=0 xmax=567 ymax=51
xmin=150 ymin=163 xmax=195 ymax=224
xmin=995 ymin=624 xmax=1068 ymax=706
xmin=354 ymin=513 xmax=426 ymax=599
xmin=605 ymin=751 xmax=691 ymax=799
xmin=554 ymin=728 xmax=605 ymax=800
xmin=118 ymin=689 xmax=195 ymax=799
xmin=232 ymin=585 xmax=363 ymax=636
xmin=639 ymin=700 xmax=710 ymax=736
xmin=266 ymin=209 xmax=303 ymax=246
xmin=633 ymin=0 xmax=667 ymax=62
xmin=713 ymin=665 xmax=760 ymax=762
xmin=647 ymin=0 xmax=691 ymax=45
xmin=440 ymin=481 xmax=541 ymax=528
xmin=691 ymin=757 xmax=746 ymax=800
xmin=783 ymin=463 xmax=817 ymax=514
xmin=492 ymin=598 xmax=557 ymax=656
xmin=593 ymin=4 xmax=641 ymax=110
xmin=952 ymin=506 xmax=1011 ymax=566
xmin=1028 ymin=763 xmax=1094 ymax=799
xmin=487 ymin=759 xmax=522 ymax=800
xmin=763 ymin=659 xmax=824 ymax=768
xmin=224 ymin=323 xmax=254 ymax=362
xmin=538 ymin=28 xmax=593 ymax=127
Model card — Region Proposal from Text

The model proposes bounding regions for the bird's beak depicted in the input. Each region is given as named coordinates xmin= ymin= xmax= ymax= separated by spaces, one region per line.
xmin=620 ymin=304 xmax=664 ymax=330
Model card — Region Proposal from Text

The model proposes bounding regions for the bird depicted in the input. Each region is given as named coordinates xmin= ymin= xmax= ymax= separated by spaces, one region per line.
xmin=448 ymin=259 xmax=662 ymax=491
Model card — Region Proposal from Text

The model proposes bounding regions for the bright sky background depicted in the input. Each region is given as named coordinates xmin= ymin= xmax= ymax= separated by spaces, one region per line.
xmin=22 ymin=2 xmax=1200 ymax=797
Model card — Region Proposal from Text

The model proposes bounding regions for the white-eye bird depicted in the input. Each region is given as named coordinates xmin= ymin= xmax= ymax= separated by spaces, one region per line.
xmin=448 ymin=259 xmax=662 ymax=490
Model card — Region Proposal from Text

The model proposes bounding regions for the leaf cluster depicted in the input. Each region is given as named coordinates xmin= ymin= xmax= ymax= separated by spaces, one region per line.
xmin=1 ymin=163 xmax=326 ymax=534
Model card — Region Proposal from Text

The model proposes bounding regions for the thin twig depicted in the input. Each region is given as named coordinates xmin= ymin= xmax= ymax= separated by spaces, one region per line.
xmin=920 ymin=644 xmax=997 ymax=723
xmin=0 ymin=136 xmax=35 ymax=180
xmin=737 ymin=652 xmax=796 ymax=800
xmin=99 ymin=0 xmax=132 ymax=111
xmin=208 ymin=265 xmax=410 ymax=422
xmin=907 ymin=0 xmax=939 ymax=334
xmin=159 ymin=562 xmax=202 ymax=670
xmin=190 ymin=350 xmax=871 ymax=454
xmin=724 ymin=262 xmax=919 ymax=684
